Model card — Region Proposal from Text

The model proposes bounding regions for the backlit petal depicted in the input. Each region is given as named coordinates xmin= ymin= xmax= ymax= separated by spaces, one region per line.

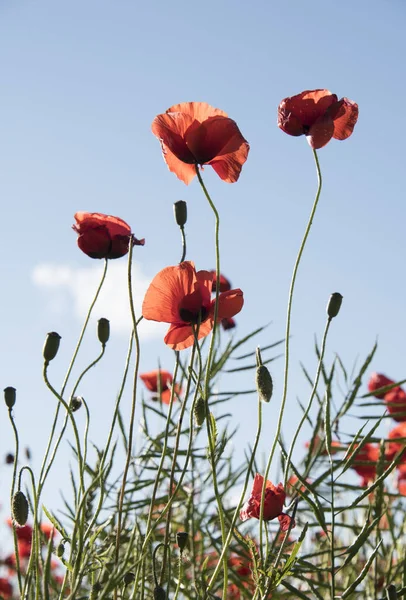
xmin=164 ymin=319 xmax=213 ymax=350
xmin=307 ymin=114 xmax=335 ymax=149
xmin=152 ymin=113 xmax=196 ymax=163
xmin=330 ymin=98 xmax=359 ymax=140
xmin=159 ymin=144 xmax=197 ymax=184
xmin=166 ymin=102 xmax=228 ymax=123
xmin=215 ymin=289 xmax=244 ymax=320
xmin=186 ymin=116 xmax=248 ymax=164
xmin=278 ymin=90 xmax=337 ymax=133
xmin=74 ymin=212 xmax=131 ymax=237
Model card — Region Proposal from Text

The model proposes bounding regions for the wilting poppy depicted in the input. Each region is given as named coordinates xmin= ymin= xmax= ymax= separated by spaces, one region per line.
xmin=384 ymin=387 xmax=406 ymax=421
xmin=142 ymin=261 xmax=243 ymax=351
xmin=210 ymin=270 xmax=231 ymax=293
xmin=73 ymin=212 xmax=145 ymax=259
xmin=151 ymin=102 xmax=250 ymax=185
xmin=240 ymin=473 xmax=295 ymax=532
xmin=140 ymin=370 xmax=181 ymax=404
xmin=368 ymin=373 xmax=397 ymax=399
xmin=350 ymin=443 xmax=380 ymax=487
xmin=386 ymin=422 xmax=406 ymax=461
xmin=278 ymin=89 xmax=358 ymax=150
xmin=221 ymin=317 xmax=236 ymax=331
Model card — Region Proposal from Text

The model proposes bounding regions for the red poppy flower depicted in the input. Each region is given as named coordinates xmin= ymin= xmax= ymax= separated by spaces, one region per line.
xmin=221 ymin=317 xmax=236 ymax=331
xmin=384 ymin=387 xmax=406 ymax=421
xmin=240 ymin=473 xmax=294 ymax=531
xmin=0 ymin=578 xmax=13 ymax=599
xmin=210 ymin=270 xmax=231 ymax=293
xmin=6 ymin=518 xmax=33 ymax=543
xmin=386 ymin=422 xmax=406 ymax=461
xmin=139 ymin=370 xmax=181 ymax=404
xmin=350 ymin=443 xmax=380 ymax=487
xmin=368 ymin=373 xmax=397 ymax=399
xmin=278 ymin=89 xmax=358 ymax=150
xmin=73 ymin=212 xmax=145 ymax=259
xmin=151 ymin=102 xmax=250 ymax=185
xmin=142 ymin=261 xmax=244 ymax=351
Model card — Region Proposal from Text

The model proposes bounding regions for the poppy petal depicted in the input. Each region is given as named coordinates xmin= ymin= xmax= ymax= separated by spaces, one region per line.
xmin=164 ymin=319 xmax=213 ymax=350
xmin=196 ymin=269 xmax=213 ymax=305
xmin=152 ymin=112 xmax=197 ymax=163
xmin=142 ymin=262 xmax=197 ymax=324
xmin=74 ymin=212 xmax=131 ymax=237
xmin=159 ymin=145 xmax=197 ymax=184
xmin=186 ymin=116 xmax=249 ymax=165
xmin=215 ymin=289 xmax=244 ymax=320
xmin=167 ymin=102 xmax=228 ymax=122
xmin=278 ymin=90 xmax=338 ymax=135
xmin=278 ymin=513 xmax=295 ymax=532
xmin=307 ymin=114 xmax=335 ymax=149
xmin=330 ymin=98 xmax=359 ymax=141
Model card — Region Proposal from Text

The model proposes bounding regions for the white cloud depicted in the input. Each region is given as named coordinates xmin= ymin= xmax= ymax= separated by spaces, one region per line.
xmin=31 ymin=261 xmax=166 ymax=341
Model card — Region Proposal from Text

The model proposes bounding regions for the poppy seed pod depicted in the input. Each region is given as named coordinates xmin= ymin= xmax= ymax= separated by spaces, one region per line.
xmin=43 ymin=332 xmax=61 ymax=363
xmin=57 ymin=542 xmax=65 ymax=557
xmin=176 ymin=531 xmax=189 ymax=553
xmin=194 ymin=397 xmax=207 ymax=427
xmin=4 ymin=386 xmax=16 ymax=409
xmin=327 ymin=293 xmax=343 ymax=320
xmin=256 ymin=365 xmax=273 ymax=402
xmin=123 ymin=572 xmax=135 ymax=585
xmin=70 ymin=397 xmax=83 ymax=412
xmin=173 ymin=201 xmax=187 ymax=228
xmin=153 ymin=586 xmax=167 ymax=600
xmin=12 ymin=491 xmax=29 ymax=526
xmin=98 ymin=318 xmax=110 ymax=345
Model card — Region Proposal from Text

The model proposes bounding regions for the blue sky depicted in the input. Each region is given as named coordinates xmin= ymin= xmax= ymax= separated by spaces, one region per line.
xmin=1 ymin=0 xmax=405 ymax=518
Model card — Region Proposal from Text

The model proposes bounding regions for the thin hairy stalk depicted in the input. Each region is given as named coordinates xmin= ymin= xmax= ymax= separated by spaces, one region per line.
xmin=8 ymin=408 xmax=23 ymax=594
xmin=283 ymin=318 xmax=331 ymax=488
xmin=113 ymin=240 xmax=142 ymax=596
xmin=173 ymin=556 xmax=184 ymax=600
xmin=259 ymin=148 xmax=323 ymax=556
xmin=207 ymin=394 xmax=263 ymax=593
xmin=39 ymin=259 xmax=108 ymax=486
xmin=18 ymin=467 xmax=39 ymax=600
xmin=180 ymin=225 xmax=187 ymax=262
xmin=195 ymin=165 xmax=228 ymax=596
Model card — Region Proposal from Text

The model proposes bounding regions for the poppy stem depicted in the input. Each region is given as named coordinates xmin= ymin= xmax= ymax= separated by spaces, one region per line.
xmin=195 ymin=165 xmax=229 ymax=596
xmin=7 ymin=409 xmax=23 ymax=595
xmin=180 ymin=225 xmax=187 ymax=263
xmin=259 ymin=148 xmax=323 ymax=561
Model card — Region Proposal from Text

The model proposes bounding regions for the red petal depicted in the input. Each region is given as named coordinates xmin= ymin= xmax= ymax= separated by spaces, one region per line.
xmin=166 ymin=102 xmax=228 ymax=122
xmin=307 ymin=113 xmax=335 ymax=149
xmin=186 ymin=116 xmax=248 ymax=165
xmin=164 ymin=319 xmax=212 ymax=350
xmin=142 ymin=262 xmax=197 ymax=324
xmin=77 ymin=227 xmax=112 ymax=259
xmin=74 ymin=212 xmax=131 ymax=237
xmin=215 ymin=288 xmax=244 ymax=320
xmin=278 ymin=513 xmax=295 ymax=532
xmin=140 ymin=370 xmax=172 ymax=392
xmin=278 ymin=90 xmax=337 ymax=135
xmin=330 ymin=98 xmax=359 ymax=141
xmin=152 ymin=112 xmax=197 ymax=163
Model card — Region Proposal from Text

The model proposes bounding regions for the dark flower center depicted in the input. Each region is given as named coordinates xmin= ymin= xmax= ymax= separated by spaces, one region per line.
xmin=179 ymin=306 xmax=209 ymax=324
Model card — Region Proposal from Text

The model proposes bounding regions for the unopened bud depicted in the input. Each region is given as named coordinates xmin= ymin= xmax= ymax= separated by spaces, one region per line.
xmin=256 ymin=365 xmax=273 ymax=403
xmin=57 ymin=542 xmax=65 ymax=557
xmin=70 ymin=396 xmax=83 ymax=412
xmin=12 ymin=491 xmax=29 ymax=526
xmin=327 ymin=293 xmax=343 ymax=320
xmin=5 ymin=453 xmax=14 ymax=465
xmin=194 ymin=397 xmax=206 ymax=427
xmin=153 ymin=586 xmax=167 ymax=600
xmin=176 ymin=531 xmax=188 ymax=553
xmin=123 ymin=572 xmax=135 ymax=585
xmin=4 ymin=387 xmax=16 ymax=409
xmin=43 ymin=332 xmax=61 ymax=363
xmin=98 ymin=318 xmax=110 ymax=345
xmin=173 ymin=201 xmax=187 ymax=228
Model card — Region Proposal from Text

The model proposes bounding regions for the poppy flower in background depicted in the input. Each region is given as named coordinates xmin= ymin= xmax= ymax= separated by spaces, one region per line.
xmin=73 ymin=212 xmax=145 ymax=259
xmin=350 ymin=443 xmax=380 ymax=487
xmin=305 ymin=436 xmax=342 ymax=456
xmin=397 ymin=464 xmax=406 ymax=495
xmin=140 ymin=370 xmax=182 ymax=404
xmin=210 ymin=270 xmax=232 ymax=293
xmin=240 ymin=473 xmax=295 ymax=532
xmin=221 ymin=317 xmax=236 ymax=331
xmin=368 ymin=373 xmax=397 ymax=399
xmin=278 ymin=89 xmax=358 ymax=150
xmin=0 ymin=578 xmax=12 ymax=599
xmin=385 ymin=422 xmax=406 ymax=461
xmin=384 ymin=387 xmax=406 ymax=421
xmin=142 ymin=261 xmax=244 ymax=351
xmin=6 ymin=519 xmax=33 ymax=543
xmin=151 ymin=102 xmax=250 ymax=185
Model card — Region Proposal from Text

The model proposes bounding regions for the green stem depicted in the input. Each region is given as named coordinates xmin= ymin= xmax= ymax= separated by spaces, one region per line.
xmin=180 ymin=226 xmax=187 ymax=263
xmin=259 ymin=148 xmax=323 ymax=558
xmin=8 ymin=408 xmax=23 ymax=594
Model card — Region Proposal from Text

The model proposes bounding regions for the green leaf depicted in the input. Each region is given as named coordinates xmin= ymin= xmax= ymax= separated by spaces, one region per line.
xmin=42 ymin=505 xmax=70 ymax=541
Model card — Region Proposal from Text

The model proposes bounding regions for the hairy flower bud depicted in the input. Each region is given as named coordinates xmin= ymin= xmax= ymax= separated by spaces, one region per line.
xmin=327 ymin=293 xmax=343 ymax=320
xmin=176 ymin=531 xmax=188 ymax=553
xmin=123 ymin=572 xmax=135 ymax=585
xmin=98 ymin=318 xmax=110 ymax=345
xmin=194 ymin=397 xmax=207 ymax=427
xmin=256 ymin=365 xmax=273 ymax=402
xmin=70 ymin=397 xmax=83 ymax=412
xmin=154 ymin=586 xmax=167 ymax=600
xmin=4 ymin=386 xmax=16 ymax=409
xmin=57 ymin=542 xmax=65 ymax=557
xmin=12 ymin=491 xmax=29 ymax=526
xmin=173 ymin=200 xmax=187 ymax=228
xmin=43 ymin=332 xmax=61 ymax=362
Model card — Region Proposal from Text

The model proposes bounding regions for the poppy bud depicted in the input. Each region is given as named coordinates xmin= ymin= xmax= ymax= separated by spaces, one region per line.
xmin=43 ymin=332 xmax=61 ymax=363
xmin=176 ymin=531 xmax=188 ymax=553
xmin=173 ymin=200 xmax=187 ymax=228
xmin=70 ymin=397 xmax=83 ymax=412
xmin=98 ymin=318 xmax=110 ymax=345
xmin=256 ymin=365 xmax=273 ymax=403
xmin=90 ymin=582 xmax=102 ymax=599
xmin=327 ymin=293 xmax=343 ymax=320
xmin=12 ymin=491 xmax=29 ymax=526
xmin=153 ymin=586 xmax=167 ymax=600
xmin=5 ymin=453 xmax=14 ymax=465
xmin=25 ymin=447 xmax=32 ymax=460
xmin=57 ymin=542 xmax=65 ymax=557
xmin=123 ymin=572 xmax=135 ymax=585
xmin=4 ymin=386 xmax=16 ymax=409
xmin=194 ymin=397 xmax=207 ymax=427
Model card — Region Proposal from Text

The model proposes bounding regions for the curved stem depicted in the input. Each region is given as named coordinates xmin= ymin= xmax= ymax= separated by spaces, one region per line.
xmin=259 ymin=148 xmax=323 ymax=557
xmin=8 ymin=409 xmax=23 ymax=595
xmin=180 ymin=226 xmax=187 ymax=263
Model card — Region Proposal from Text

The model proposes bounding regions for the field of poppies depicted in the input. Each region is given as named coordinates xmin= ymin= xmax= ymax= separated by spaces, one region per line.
xmin=3 ymin=92 xmax=406 ymax=600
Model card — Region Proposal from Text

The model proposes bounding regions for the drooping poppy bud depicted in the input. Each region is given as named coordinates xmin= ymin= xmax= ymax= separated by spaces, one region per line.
xmin=327 ymin=293 xmax=343 ymax=320
xmin=57 ymin=542 xmax=65 ymax=558
xmin=4 ymin=387 xmax=16 ymax=409
xmin=124 ymin=572 xmax=135 ymax=585
xmin=256 ymin=365 xmax=273 ymax=403
xmin=12 ymin=491 xmax=29 ymax=527
xmin=5 ymin=453 xmax=14 ymax=465
xmin=173 ymin=201 xmax=187 ymax=228
xmin=43 ymin=332 xmax=61 ymax=363
xmin=98 ymin=318 xmax=110 ymax=345
xmin=194 ymin=397 xmax=207 ymax=427
xmin=70 ymin=397 xmax=83 ymax=412
xmin=176 ymin=531 xmax=188 ymax=553
xmin=153 ymin=586 xmax=167 ymax=600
